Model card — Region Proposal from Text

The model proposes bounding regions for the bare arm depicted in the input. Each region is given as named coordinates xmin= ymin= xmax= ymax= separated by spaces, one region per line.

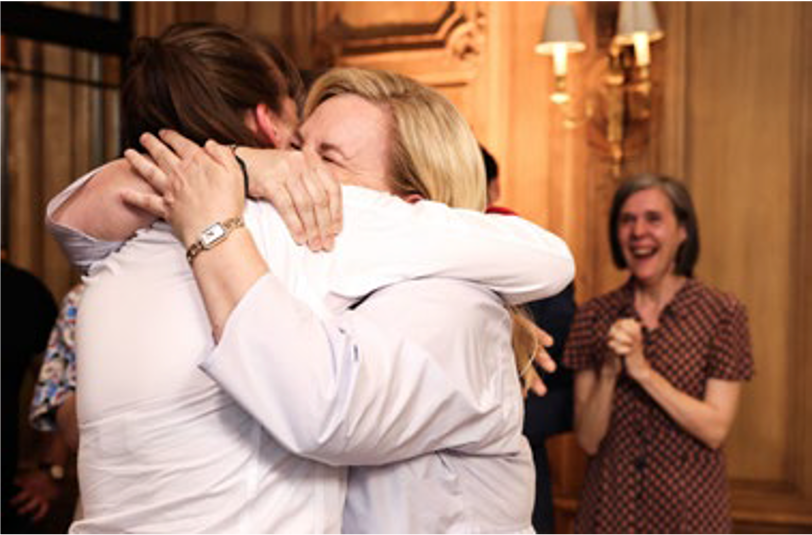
xmin=612 ymin=319 xmax=744 ymax=449
xmin=51 ymin=158 xmax=157 ymax=241
xmin=573 ymin=357 xmax=621 ymax=455
xmin=636 ymin=373 xmax=742 ymax=449
xmin=55 ymin=393 xmax=79 ymax=452
xmin=203 ymin=278 xmax=525 ymax=465
xmin=49 ymin=147 xmax=335 ymax=273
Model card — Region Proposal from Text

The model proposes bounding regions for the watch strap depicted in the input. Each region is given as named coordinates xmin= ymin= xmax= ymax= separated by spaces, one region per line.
xmin=186 ymin=216 xmax=245 ymax=264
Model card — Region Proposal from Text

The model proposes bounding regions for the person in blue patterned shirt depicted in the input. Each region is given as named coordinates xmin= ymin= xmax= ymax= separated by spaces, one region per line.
xmin=29 ymin=283 xmax=84 ymax=448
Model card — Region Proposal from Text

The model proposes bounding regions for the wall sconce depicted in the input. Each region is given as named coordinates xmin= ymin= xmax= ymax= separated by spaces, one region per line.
xmin=536 ymin=2 xmax=664 ymax=176
xmin=534 ymin=4 xmax=586 ymax=105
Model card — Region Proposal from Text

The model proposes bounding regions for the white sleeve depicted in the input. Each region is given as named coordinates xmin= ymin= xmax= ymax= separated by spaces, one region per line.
xmin=45 ymin=170 xmax=124 ymax=272
xmin=200 ymin=275 xmax=524 ymax=467
xmin=332 ymin=187 xmax=575 ymax=306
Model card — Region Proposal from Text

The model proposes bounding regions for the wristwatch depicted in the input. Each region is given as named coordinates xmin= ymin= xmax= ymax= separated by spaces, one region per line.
xmin=39 ymin=462 xmax=66 ymax=481
xmin=186 ymin=216 xmax=245 ymax=264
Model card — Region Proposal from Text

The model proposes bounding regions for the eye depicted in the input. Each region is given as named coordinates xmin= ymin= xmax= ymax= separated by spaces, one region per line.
xmin=290 ymin=140 xmax=303 ymax=151
xmin=319 ymin=149 xmax=342 ymax=167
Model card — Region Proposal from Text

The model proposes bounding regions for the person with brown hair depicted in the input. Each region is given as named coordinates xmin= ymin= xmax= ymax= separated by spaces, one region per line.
xmin=50 ymin=22 xmax=310 ymax=256
xmin=50 ymin=24 xmax=574 ymax=533
xmin=121 ymin=67 xmax=574 ymax=533
xmin=563 ymin=174 xmax=753 ymax=533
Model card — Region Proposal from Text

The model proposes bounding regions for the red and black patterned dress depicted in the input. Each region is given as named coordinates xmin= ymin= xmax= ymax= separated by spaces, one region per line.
xmin=563 ymin=278 xmax=754 ymax=533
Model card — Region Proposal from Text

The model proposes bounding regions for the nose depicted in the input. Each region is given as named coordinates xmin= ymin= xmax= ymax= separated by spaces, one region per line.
xmin=630 ymin=219 xmax=647 ymax=238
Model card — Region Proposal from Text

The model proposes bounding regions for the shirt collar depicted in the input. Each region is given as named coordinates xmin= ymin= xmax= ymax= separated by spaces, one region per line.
xmin=622 ymin=276 xmax=701 ymax=320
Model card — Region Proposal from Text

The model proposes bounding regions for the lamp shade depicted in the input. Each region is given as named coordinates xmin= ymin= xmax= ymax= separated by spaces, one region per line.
xmin=535 ymin=4 xmax=586 ymax=55
xmin=615 ymin=1 xmax=664 ymax=44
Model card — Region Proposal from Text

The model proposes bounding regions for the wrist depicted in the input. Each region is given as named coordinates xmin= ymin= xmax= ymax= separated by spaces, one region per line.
xmin=185 ymin=216 xmax=245 ymax=264
xmin=599 ymin=366 xmax=620 ymax=383
xmin=631 ymin=362 xmax=654 ymax=386
xmin=235 ymin=147 xmax=260 ymax=195
xmin=229 ymin=145 xmax=250 ymax=198
xmin=38 ymin=462 xmax=66 ymax=482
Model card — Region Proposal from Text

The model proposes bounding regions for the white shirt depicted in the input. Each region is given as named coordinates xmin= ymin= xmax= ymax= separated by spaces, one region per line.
xmin=50 ymin=169 xmax=574 ymax=533
xmin=208 ymin=275 xmax=535 ymax=533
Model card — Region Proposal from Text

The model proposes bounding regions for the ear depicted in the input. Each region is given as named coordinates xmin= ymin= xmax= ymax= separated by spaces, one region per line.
xmin=251 ymin=103 xmax=283 ymax=148
xmin=678 ymin=224 xmax=688 ymax=244
xmin=487 ymin=179 xmax=501 ymax=206
xmin=403 ymin=193 xmax=424 ymax=204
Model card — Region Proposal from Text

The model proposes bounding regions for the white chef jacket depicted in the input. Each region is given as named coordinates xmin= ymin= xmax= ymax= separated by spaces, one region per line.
xmin=49 ymin=169 xmax=574 ymax=533
xmin=206 ymin=275 xmax=536 ymax=533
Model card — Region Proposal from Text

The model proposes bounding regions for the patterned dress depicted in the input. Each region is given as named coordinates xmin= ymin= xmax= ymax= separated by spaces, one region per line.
xmin=563 ymin=278 xmax=754 ymax=533
xmin=30 ymin=283 xmax=85 ymax=432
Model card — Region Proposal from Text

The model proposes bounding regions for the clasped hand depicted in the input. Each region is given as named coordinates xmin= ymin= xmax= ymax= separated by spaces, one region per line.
xmin=607 ymin=318 xmax=652 ymax=382
xmin=122 ymin=130 xmax=342 ymax=252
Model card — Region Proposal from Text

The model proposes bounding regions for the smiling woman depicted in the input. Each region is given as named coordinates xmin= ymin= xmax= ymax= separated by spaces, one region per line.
xmin=303 ymin=67 xmax=487 ymax=210
xmin=563 ymin=173 xmax=754 ymax=533
xmin=292 ymin=94 xmax=393 ymax=193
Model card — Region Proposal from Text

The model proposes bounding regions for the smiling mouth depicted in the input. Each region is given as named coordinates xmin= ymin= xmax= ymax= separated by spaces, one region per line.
xmin=629 ymin=245 xmax=658 ymax=260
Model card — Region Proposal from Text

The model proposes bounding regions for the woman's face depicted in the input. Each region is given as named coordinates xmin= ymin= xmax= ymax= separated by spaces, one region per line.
xmin=617 ymin=187 xmax=687 ymax=287
xmin=294 ymin=94 xmax=392 ymax=193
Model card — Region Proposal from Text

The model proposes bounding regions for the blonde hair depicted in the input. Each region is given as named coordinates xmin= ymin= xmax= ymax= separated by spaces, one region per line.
xmin=306 ymin=68 xmax=540 ymax=392
xmin=305 ymin=68 xmax=486 ymax=211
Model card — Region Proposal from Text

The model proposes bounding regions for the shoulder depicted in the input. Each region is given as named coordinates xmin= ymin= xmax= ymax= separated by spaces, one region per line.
xmin=64 ymin=283 xmax=86 ymax=305
xmin=60 ymin=284 xmax=87 ymax=321
xmin=370 ymin=279 xmax=505 ymax=319
xmin=577 ymin=284 xmax=628 ymax=320
xmin=3 ymin=261 xmax=41 ymax=287
xmin=4 ymin=263 xmax=57 ymax=312
xmin=361 ymin=279 xmax=510 ymax=347
xmin=689 ymin=279 xmax=748 ymax=319
xmin=353 ymin=279 xmax=512 ymax=377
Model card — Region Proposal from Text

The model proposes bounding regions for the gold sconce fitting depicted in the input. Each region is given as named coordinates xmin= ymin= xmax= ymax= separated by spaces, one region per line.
xmin=537 ymin=1 xmax=664 ymax=177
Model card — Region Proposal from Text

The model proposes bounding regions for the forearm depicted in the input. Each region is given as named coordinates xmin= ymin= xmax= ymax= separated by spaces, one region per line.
xmin=187 ymin=229 xmax=269 ymax=341
xmin=636 ymin=371 xmax=732 ymax=449
xmin=51 ymin=159 xmax=156 ymax=241
xmin=575 ymin=373 xmax=618 ymax=455
xmin=333 ymin=189 xmax=575 ymax=305
xmin=48 ymin=161 xmax=159 ymax=270
xmin=202 ymin=277 xmax=517 ymax=466
xmin=55 ymin=394 xmax=78 ymax=452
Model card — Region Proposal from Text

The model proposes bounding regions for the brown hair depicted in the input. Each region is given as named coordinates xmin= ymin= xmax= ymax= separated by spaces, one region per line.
xmin=122 ymin=22 xmax=304 ymax=149
xmin=609 ymin=173 xmax=700 ymax=277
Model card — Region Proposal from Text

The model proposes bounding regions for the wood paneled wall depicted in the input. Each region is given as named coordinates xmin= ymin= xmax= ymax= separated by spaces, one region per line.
xmin=4 ymin=2 xmax=122 ymax=302
xmin=667 ymin=3 xmax=812 ymax=529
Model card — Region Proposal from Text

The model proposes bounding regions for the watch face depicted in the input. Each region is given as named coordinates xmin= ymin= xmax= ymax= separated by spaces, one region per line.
xmin=200 ymin=223 xmax=226 ymax=248
xmin=50 ymin=465 xmax=66 ymax=480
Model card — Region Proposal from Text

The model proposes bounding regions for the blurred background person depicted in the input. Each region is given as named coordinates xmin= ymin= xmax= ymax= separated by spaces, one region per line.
xmin=30 ymin=283 xmax=83 ymax=450
xmin=18 ymin=283 xmax=87 ymax=530
xmin=1 ymin=258 xmax=58 ymax=532
xmin=481 ymin=145 xmax=576 ymax=533
xmin=563 ymin=174 xmax=754 ymax=533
